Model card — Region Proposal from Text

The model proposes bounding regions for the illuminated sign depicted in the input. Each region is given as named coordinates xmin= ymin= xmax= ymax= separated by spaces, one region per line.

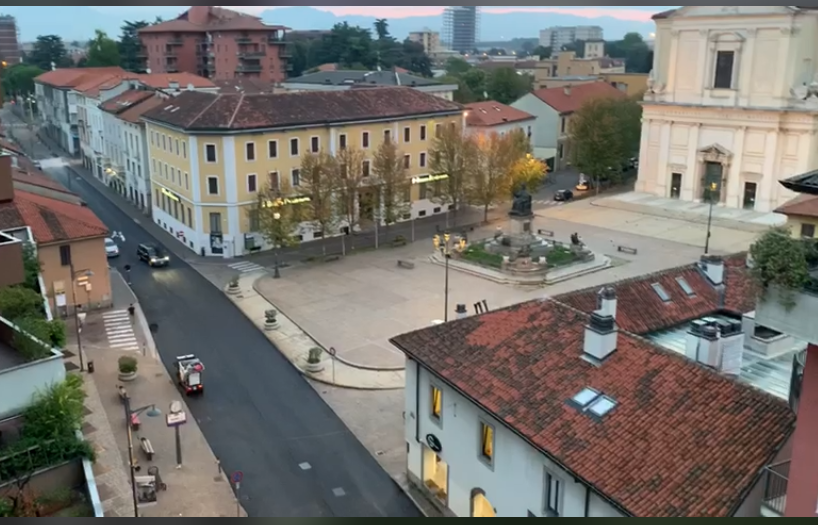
xmin=161 ymin=188 xmax=180 ymax=202
xmin=412 ymin=174 xmax=449 ymax=185
xmin=262 ymin=196 xmax=311 ymax=208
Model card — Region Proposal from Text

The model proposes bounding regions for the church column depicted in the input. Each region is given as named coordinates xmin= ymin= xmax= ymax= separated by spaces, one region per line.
xmin=667 ymin=29 xmax=681 ymax=101
xmin=683 ymin=124 xmax=701 ymax=201
xmin=759 ymin=130 xmax=780 ymax=213
xmin=726 ymin=126 xmax=745 ymax=208
xmin=635 ymin=117 xmax=651 ymax=193
xmin=655 ymin=121 xmax=672 ymax=196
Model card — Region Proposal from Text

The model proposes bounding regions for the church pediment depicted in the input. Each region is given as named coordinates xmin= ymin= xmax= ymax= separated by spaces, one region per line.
xmin=670 ymin=6 xmax=798 ymax=19
xmin=698 ymin=144 xmax=733 ymax=163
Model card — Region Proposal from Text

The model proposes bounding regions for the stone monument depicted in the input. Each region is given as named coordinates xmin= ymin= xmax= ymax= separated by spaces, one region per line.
xmin=508 ymin=184 xmax=534 ymax=247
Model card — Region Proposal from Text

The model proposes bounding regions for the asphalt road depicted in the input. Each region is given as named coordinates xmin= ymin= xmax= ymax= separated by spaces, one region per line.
xmin=4 ymin=110 xmax=422 ymax=518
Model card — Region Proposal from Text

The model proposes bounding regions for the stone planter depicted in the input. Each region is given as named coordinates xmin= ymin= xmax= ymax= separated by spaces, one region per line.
xmin=305 ymin=361 xmax=325 ymax=374
xmin=118 ymin=371 xmax=138 ymax=382
xmin=227 ymin=283 xmax=241 ymax=296
xmin=264 ymin=309 xmax=280 ymax=331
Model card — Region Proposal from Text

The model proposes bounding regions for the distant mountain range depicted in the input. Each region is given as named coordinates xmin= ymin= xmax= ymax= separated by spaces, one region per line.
xmin=8 ymin=6 xmax=656 ymax=44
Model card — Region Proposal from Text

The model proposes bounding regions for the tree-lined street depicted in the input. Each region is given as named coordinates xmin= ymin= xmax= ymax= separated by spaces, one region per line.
xmin=1 ymin=107 xmax=422 ymax=518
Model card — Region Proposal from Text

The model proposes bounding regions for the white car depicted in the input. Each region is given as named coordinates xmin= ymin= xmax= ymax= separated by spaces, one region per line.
xmin=105 ymin=238 xmax=120 ymax=258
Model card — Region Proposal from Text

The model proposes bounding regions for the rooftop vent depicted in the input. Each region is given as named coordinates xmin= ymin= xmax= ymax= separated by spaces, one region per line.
xmin=685 ymin=318 xmax=744 ymax=375
xmin=596 ymin=287 xmax=617 ymax=318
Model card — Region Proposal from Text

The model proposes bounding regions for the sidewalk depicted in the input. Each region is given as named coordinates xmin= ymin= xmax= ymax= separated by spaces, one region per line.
xmin=66 ymin=271 xmax=245 ymax=517
xmin=224 ymin=273 xmax=404 ymax=390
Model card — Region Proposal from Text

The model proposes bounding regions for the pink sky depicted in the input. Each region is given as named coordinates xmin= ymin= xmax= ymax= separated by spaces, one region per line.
xmin=233 ymin=6 xmax=655 ymax=22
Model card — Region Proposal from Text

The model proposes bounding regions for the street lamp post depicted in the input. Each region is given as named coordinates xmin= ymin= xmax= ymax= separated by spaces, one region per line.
xmin=704 ymin=182 xmax=719 ymax=255
xmin=273 ymin=212 xmax=282 ymax=279
xmin=433 ymin=233 xmax=454 ymax=323
xmin=69 ymin=265 xmax=94 ymax=372
xmin=118 ymin=389 xmax=161 ymax=518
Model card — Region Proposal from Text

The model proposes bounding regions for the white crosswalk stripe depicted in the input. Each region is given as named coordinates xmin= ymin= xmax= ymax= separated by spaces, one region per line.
xmin=534 ymin=200 xmax=565 ymax=207
xmin=228 ymin=261 xmax=266 ymax=274
xmin=102 ymin=310 xmax=139 ymax=352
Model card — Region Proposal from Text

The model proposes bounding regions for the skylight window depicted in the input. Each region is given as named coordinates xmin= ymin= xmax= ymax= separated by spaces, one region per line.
xmin=588 ymin=397 xmax=617 ymax=417
xmin=571 ymin=388 xmax=600 ymax=407
xmin=676 ymin=277 xmax=696 ymax=297
xmin=651 ymin=283 xmax=671 ymax=302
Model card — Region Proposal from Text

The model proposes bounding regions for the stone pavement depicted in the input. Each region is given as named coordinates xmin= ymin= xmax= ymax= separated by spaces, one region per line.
xmin=225 ymin=273 xmax=404 ymax=390
xmin=539 ymin=192 xmax=773 ymax=254
xmin=65 ymin=272 xmax=244 ymax=518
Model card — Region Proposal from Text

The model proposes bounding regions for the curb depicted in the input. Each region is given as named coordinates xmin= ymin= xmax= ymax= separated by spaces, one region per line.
xmin=251 ymin=276 xmax=406 ymax=373
xmin=222 ymin=281 xmax=404 ymax=391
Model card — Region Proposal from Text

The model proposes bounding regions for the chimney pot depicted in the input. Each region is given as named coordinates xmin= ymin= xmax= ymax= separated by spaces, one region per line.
xmin=584 ymin=313 xmax=617 ymax=361
xmin=456 ymin=304 xmax=468 ymax=320
xmin=596 ymin=287 xmax=617 ymax=318
xmin=700 ymin=255 xmax=725 ymax=286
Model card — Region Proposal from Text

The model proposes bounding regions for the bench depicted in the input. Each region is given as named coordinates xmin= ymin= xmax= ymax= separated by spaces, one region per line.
xmin=140 ymin=438 xmax=155 ymax=462
xmin=324 ymin=255 xmax=341 ymax=263
xmin=397 ymin=260 xmax=415 ymax=270
xmin=617 ymin=246 xmax=638 ymax=255
xmin=537 ymin=229 xmax=555 ymax=238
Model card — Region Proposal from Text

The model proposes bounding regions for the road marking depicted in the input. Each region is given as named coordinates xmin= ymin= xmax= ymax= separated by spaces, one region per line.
xmin=332 ymin=488 xmax=346 ymax=498
xmin=103 ymin=309 xmax=139 ymax=352
xmin=299 ymin=463 xmax=312 ymax=471
xmin=133 ymin=219 xmax=140 ymax=225
xmin=228 ymin=261 xmax=265 ymax=274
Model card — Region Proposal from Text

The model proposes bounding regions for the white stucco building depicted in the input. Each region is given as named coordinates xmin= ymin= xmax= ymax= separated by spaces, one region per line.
xmin=638 ymin=6 xmax=818 ymax=212
xmin=464 ymin=101 xmax=535 ymax=140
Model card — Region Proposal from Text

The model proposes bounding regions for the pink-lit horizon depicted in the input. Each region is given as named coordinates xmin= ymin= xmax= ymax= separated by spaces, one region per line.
xmin=230 ymin=6 xmax=656 ymax=23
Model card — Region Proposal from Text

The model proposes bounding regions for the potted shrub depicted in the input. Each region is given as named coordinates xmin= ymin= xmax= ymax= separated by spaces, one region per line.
xmin=264 ymin=309 xmax=280 ymax=331
xmin=118 ymin=356 xmax=138 ymax=382
xmin=305 ymin=347 xmax=324 ymax=373
xmin=750 ymin=227 xmax=813 ymax=310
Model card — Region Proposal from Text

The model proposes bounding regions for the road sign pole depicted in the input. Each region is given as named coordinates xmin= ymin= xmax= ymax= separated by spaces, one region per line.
xmin=231 ymin=472 xmax=244 ymax=518
xmin=329 ymin=347 xmax=337 ymax=385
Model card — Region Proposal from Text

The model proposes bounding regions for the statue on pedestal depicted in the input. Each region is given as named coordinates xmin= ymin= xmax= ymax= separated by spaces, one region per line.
xmin=509 ymin=184 xmax=533 ymax=218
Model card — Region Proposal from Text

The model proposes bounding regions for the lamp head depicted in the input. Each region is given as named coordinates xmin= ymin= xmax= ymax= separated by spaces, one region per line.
xmin=145 ymin=406 xmax=162 ymax=418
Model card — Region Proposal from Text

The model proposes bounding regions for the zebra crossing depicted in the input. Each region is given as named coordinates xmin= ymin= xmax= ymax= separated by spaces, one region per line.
xmin=534 ymin=200 xmax=566 ymax=208
xmin=228 ymin=261 xmax=266 ymax=274
xmin=103 ymin=310 xmax=140 ymax=352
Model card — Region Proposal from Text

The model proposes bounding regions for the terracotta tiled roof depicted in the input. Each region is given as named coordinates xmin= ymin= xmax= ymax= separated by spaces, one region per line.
xmin=775 ymin=194 xmax=818 ymax=218
xmin=213 ymin=78 xmax=277 ymax=94
xmin=136 ymin=73 xmax=216 ymax=90
xmin=390 ymin=298 xmax=795 ymax=518
xmin=12 ymin=168 xmax=72 ymax=195
xmin=100 ymin=90 xmax=154 ymax=114
xmin=723 ymin=253 xmax=759 ymax=315
xmin=139 ymin=6 xmax=285 ymax=33
xmin=532 ymin=82 xmax=626 ymax=114
xmin=0 ymin=139 xmax=25 ymax=156
xmin=141 ymin=87 xmax=464 ymax=132
xmin=466 ymin=101 xmax=535 ymax=127
xmin=118 ymin=96 xmax=166 ymax=125
xmin=73 ymin=74 xmax=121 ymax=96
xmin=0 ymin=189 xmax=108 ymax=244
xmin=35 ymin=67 xmax=127 ymax=89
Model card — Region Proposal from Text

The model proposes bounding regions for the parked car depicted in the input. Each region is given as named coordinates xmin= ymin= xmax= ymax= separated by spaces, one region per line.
xmin=105 ymin=238 xmax=120 ymax=258
xmin=137 ymin=244 xmax=170 ymax=268
xmin=554 ymin=189 xmax=574 ymax=202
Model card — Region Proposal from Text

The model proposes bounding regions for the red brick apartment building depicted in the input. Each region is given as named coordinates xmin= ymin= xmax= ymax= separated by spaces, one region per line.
xmin=138 ymin=6 xmax=291 ymax=83
xmin=0 ymin=15 xmax=21 ymax=65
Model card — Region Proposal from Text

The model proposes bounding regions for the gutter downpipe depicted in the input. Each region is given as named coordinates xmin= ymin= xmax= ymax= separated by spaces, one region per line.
xmin=415 ymin=360 xmax=421 ymax=443
xmin=585 ymin=486 xmax=591 ymax=517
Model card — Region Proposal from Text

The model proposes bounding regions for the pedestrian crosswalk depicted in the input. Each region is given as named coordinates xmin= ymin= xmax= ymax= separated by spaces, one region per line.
xmin=228 ymin=261 xmax=266 ymax=274
xmin=534 ymin=200 xmax=566 ymax=208
xmin=103 ymin=310 xmax=140 ymax=352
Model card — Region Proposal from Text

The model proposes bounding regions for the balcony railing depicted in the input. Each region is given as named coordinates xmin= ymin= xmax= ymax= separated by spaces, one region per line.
xmin=235 ymin=37 xmax=253 ymax=45
xmin=167 ymin=38 xmax=184 ymax=46
xmin=239 ymin=50 xmax=265 ymax=58
xmin=237 ymin=64 xmax=263 ymax=73
xmin=762 ymin=462 xmax=790 ymax=516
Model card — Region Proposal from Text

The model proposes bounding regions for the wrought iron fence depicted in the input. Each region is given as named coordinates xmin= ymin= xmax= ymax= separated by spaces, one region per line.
xmin=761 ymin=461 xmax=790 ymax=516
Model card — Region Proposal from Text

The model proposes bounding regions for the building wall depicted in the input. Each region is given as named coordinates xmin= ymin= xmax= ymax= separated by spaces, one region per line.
xmin=785 ymin=343 xmax=818 ymax=517
xmin=511 ymin=95 xmax=559 ymax=160
xmin=146 ymin=112 xmax=464 ymax=257
xmin=404 ymin=359 xmax=625 ymax=518
xmin=784 ymin=214 xmax=818 ymax=239
xmin=141 ymin=33 xmax=202 ymax=77
xmin=466 ymin=119 xmax=535 ymax=140
xmin=409 ymin=31 xmax=441 ymax=55
xmin=0 ymin=238 xmax=24 ymax=288
xmin=39 ymin=238 xmax=112 ymax=315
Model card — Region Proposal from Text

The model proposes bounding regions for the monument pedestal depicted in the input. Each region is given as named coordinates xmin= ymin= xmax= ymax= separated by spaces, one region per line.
xmin=509 ymin=214 xmax=535 ymax=247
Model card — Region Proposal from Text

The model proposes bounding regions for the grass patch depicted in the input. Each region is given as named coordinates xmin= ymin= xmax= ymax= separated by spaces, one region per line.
xmin=462 ymin=243 xmax=504 ymax=269
xmin=546 ymin=246 xmax=580 ymax=268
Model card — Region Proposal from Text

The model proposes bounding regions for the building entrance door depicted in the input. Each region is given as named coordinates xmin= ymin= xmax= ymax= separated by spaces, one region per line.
xmin=670 ymin=173 xmax=682 ymax=199
xmin=703 ymin=162 xmax=723 ymax=202
xmin=743 ymin=182 xmax=758 ymax=210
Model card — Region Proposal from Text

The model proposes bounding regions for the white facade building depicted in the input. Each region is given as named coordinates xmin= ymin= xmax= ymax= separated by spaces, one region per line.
xmin=638 ymin=6 xmax=818 ymax=213
xmin=539 ymin=26 xmax=604 ymax=51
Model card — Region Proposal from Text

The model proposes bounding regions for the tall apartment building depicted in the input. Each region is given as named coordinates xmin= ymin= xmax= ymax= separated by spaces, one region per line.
xmin=539 ymin=25 xmax=604 ymax=51
xmin=138 ymin=6 xmax=291 ymax=83
xmin=408 ymin=29 xmax=441 ymax=56
xmin=442 ymin=6 xmax=479 ymax=53
xmin=0 ymin=15 xmax=21 ymax=65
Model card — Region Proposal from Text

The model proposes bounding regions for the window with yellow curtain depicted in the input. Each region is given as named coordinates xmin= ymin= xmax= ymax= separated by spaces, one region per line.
xmin=481 ymin=422 xmax=494 ymax=463
xmin=431 ymin=387 xmax=443 ymax=419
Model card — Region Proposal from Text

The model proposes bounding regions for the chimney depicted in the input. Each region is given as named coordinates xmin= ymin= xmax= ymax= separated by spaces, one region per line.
xmin=168 ymin=81 xmax=180 ymax=91
xmin=564 ymin=85 xmax=572 ymax=96
xmin=456 ymin=304 xmax=468 ymax=320
xmin=584 ymin=313 xmax=617 ymax=361
xmin=596 ymin=287 xmax=617 ymax=318
xmin=716 ymin=319 xmax=744 ymax=376
xmin=685 ymin=318 xmax=744 ymax=374
xmin=188 ymin=6 xmax=211 ymax=26
xmin=700 ymin=255 xmax=725 ymax=286
xmin=0 ymin=154 xmax=14 ymax=203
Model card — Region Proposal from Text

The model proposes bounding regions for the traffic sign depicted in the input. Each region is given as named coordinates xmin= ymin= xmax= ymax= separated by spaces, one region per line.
xmin=232 ymin=471 xmax=243 ymax=484
xmin=166 ymin=411 xmax=187 ymax=427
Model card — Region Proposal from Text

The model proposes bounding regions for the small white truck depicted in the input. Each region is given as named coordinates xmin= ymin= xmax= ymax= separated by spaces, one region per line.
xmin=176 ymin=355 xmax=204 ymax=396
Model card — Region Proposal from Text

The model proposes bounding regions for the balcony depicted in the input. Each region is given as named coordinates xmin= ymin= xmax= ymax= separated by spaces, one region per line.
xmin=167 ymin=37 xmax=184 ymax=46
xmin=280 ymin=45 xmax=293 ymax=58
xmin=166 ymin=65 xmax=179 ymax=73
xmin=236 ymin=64 xmax=263 ymax=73
xmin=761 ymin=462 xmax=790 ymax=517
xmin=235 ymin=37 xmax=253 ymax=45
xmin=268 ymin=33 xmax=285 ymax=44
xmin=239 ymin=50 xmax=265 ymax=58
xmin=163 ymin=49 xmax=177 ymax=57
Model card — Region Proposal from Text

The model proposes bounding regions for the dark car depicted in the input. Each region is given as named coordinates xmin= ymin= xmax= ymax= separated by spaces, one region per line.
xmin=554 ymin=189 xmax=574 ymax=202
xmin=137 ymin=244 xmax=170 ymax=267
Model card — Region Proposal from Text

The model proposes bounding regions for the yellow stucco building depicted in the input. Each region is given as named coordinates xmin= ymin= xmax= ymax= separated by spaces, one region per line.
xmin=141 ymin=87 xmax=464 ymax=257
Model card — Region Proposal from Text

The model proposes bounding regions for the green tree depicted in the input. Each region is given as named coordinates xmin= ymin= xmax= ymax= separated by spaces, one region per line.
xmin=467 ymin=132 xmax=515 ymax=222
xmin=299 ymin=151 xmax=339 ymax=246
xmin=429 ymin=123 xmax=476 ymax=227
xmin=85 ymin=30 xmax=121 ymax=67
xmin=21 ymin=242 xmax=41 ymax=294
xmin=118 ymin=20 xmax=149 ymax=72
xmin=372 ymin=139 xmax=411 ymax=234
xmin=0 ymin=64 xmax=45 ymax=97
xmin=607 ymin=32 xmax=651 ymax=73
xmin=249 ymin=180 xmax=301 ymax=272
xmin=750 ymin=227 xmax=814 ymax=309
xmin=397 ymin=40 xmax=432 ymax=77
xmin=333 ymin=146 xmax=367 ymax=251
xmin=485 ymin=67 xmax=532 ymax=105
xmin=509 ymin=154 xmax=549 ymax=196
xmin=28 ymin=35 xmax=71 ymax=71
xmin=0 ymin=286 xmax=43 ymax=321
xmin=532 ymin=46 xmax=552 ymax=59
xmin=374 ymin=19 xmax=390 ymax=41
xmin=318 ymin=22 xmax=377 ymax=70
xmin=445 ymin=57 xmax=472 ymax=76
xmin=568 ymin=97 xmax=635 ymax=187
